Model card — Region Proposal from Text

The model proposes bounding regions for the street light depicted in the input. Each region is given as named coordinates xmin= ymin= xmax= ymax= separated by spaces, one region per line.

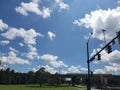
xmin=87 ymin=32 xmax=92 ymax=90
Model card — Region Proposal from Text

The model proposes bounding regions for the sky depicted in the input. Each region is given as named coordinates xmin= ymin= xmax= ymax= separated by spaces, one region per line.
xmin=0 ymin=0 xmax=120 ymax=74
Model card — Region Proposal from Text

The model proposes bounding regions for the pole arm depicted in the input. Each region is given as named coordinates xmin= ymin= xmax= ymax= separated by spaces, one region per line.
xmin=89 ymin=32 xmax=120 ymax=62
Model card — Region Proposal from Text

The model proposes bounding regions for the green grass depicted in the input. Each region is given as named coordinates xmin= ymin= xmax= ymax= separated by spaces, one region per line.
xmin=0 ymin=85 xmax=86 ymax=90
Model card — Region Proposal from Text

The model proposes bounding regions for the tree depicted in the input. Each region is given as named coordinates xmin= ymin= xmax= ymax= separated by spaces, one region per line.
xmin=71 ymin=76 xmax=81 ymax=86
xmin=35 ymin=67 xmax=50 ymax=87
xmin=27 ymin=71 xmax=35 ymax=84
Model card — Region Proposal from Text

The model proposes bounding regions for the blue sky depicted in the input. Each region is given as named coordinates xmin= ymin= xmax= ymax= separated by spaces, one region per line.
xmin=0 ymin=0 xmax=120 ymax=74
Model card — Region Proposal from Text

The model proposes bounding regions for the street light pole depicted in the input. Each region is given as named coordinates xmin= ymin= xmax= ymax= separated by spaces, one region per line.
xmin=87 ymin=42 xmax=91 ymax=90
xmin=87 ymin=33 xmax=92 ymax=90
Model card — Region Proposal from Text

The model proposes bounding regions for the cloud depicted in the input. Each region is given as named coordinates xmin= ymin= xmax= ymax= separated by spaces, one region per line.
xmin=19 ymin=42 xmax=24 ymax=46
xmin=42 ymin=65 xmax=57 ymax=74
xmin=40 ymin=54 xmax=68 ymax=68
xmin=15 ymin=0 xmax=51 ymax=18
xmin=68 ymin=65 xmax=81 ymax=73
xmin=0 ymin=40 xmax=9 ymax=45
xmin=0 ymin=51 xmax=30 ymax=65
xmin=42 ymin=7 xmax=51 ymax=19
xmin=118 ymin=0 xmax=120 ymax=4
xmin=32 ymin=65 xmax=57 ymax=74
xmin=73 ymin=7 xmax=120 ymax=42
xmin=47 ymin=31 xmax=56 ymax=40
xmin=61 ymin=65 xmax=87 ymax=74
xmin=0 ymin=19 xmax=8 ymax=31
xmin=55 ymin=0 xmax=69 ymax=11
xmin=15 ymin=0 xmax=69 ymax=18
xmin=94 ymin=64 xmax=120 ymax=74
xmin=26 ymin=45 xmax=38 ymax=59
xmin=1 ymin=27 xmax=42 ymax=45
xmin=9 ymin=47 xmax=19 ymax=53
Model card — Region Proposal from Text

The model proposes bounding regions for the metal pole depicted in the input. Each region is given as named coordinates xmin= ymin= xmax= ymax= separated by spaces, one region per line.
xmin=87 ymin=42 xmax=91 ymax=90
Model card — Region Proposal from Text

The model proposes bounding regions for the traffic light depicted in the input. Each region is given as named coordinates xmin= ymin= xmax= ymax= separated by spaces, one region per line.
xmin=107 ymin=45 xmax=112 ymax=54
xmin=117 ymin=31 xmax=120 ymax=44
xmin=97 ymin=53 xmax=101 ymax=60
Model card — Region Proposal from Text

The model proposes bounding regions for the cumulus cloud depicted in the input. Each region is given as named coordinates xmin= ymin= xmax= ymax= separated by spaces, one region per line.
xmin=55 ymin=0 xmax=69 ymax=11
xmin=42 ymin=65 xmax=57 ymax=74
xmin=48 ymin=31 xmax=56 ymax=40
xmin=0 ymin=19 xmax=8 ymax=31
xmin=61 ymin=65 xmax=87 ymax=74
xmin=94 ymin=64 xmax=120 ymax=74
xmin=15 ymin=0 xmax=51 ymax=18
xmin=40 ymin=54 xmax=68 ymax=68
xmin=15 ymin=0 xmax=69 ymax=18
xmin=32 ymin=65 xmax=57 ymax=74
xmin=19 ymin=42 xmax=24 ymax=46
xmin=1 ymin=27 xmax=42 ymax=45
xmin=27 ymin=45 xmax=38 ymax=59
xmin=68 ymin=66 xmax=81 ymax=73
xmin=0 ymin=51 xmax=30 ymax=65
xmin=73 ymin=7 xmax=120 ymax=42
xmin=0 ymin=40 xmax=9 ymax=45
xmin=9 ymin=47 xmax=19 ymax=53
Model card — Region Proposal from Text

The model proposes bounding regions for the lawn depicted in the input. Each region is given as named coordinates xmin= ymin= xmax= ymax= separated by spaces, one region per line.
xmin=0 ymin=85 xmax=86 ymax=90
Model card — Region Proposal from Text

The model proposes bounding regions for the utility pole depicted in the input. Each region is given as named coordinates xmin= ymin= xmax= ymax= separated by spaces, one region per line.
xmin=87 ymin=42 xmax=91 ymax=90
xmin=87 ymin=33 xmax=92 ymax=90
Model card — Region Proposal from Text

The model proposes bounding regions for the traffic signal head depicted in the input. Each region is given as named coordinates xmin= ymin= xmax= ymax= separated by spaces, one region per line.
xmin=107 ymin=45 xmax=112 ymax=54
xmin=117 ymin=31 xmax=120 ymax=44
xmin=97 ymin=53 xmax=101 ymax=60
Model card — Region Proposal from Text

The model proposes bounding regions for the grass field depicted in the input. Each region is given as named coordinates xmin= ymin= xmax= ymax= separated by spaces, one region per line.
xmin=0 ymin=85 xmax=86 ymax=90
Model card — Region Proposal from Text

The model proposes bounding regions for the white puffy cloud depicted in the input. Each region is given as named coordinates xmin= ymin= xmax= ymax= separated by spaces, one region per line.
xmin=42 ymin=65 xmax=57 ymax=74
xmin=27 ymin=45 xmax=38 ymax=59
xmin=61 ymin=65 xmax=87 ymax=74
xmin=32 ymin=65 xmax=57 ymax=74
xmin=40 ymin=54 xmax=68 ymax=68
xmin=48 ymin=31 xmax=56 ymax=40
xmin=0 ymin=51 xmax=30 ymax=65
xmin=94 ymin=64 xmax=120 ymax=74
xmin=19 ymin=43 xmax=24 ymax=46
xmin=0 ymin=19 xmax=8 ymax=31
xmin=68 ymin=65 xmax=81 ymax=73
xmin=9 ymin=47 xmax=19 ymax=53
xmin=15 ymin=0 xmax=69 ymax=18
xmin=42 ymin=7 xmax=51 ymax=19
xmin=1 ymin=27 xmax=42 ymax=45
xmin=0 ymin=40 xmax=9 ymax=45
xmin=55 ymin=0 xmax=69 ymax=11
xmin=73 ymin=7 xmax=120 ymax=42
xmin=15 ymin=0 xmax=51 ymax=18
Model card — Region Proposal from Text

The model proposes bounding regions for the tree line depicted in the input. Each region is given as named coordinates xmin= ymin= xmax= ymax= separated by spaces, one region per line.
xmin=0 ymin=67 xmax=120 ymax=88
xmin=0 ymin=67 xmax=68 ymax=86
